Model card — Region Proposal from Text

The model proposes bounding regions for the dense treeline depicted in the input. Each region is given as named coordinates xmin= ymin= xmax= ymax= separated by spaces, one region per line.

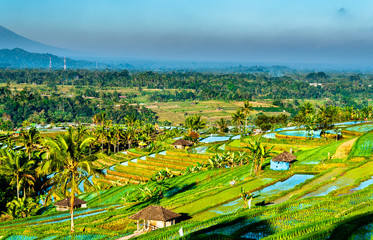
xmin=0 ymin=69 xmax=372 ymax=104
xmin=0 ymin=85 xmax=156 ymax=129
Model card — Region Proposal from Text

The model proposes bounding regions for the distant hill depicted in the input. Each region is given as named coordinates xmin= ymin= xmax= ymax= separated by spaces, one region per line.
xmin=0 ymin=25 xmax=77 ymax=56
xmin=0 ymin=48 xmax=111 ymax=69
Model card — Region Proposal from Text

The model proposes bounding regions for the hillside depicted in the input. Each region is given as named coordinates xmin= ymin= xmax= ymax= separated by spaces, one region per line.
xmin=0 ymin=48 xmax=110 ymax=69
xmin=0 ymin=25 xmax=74 ymax=56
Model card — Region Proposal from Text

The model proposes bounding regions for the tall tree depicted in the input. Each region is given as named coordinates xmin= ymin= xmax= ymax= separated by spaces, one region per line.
xmin=40 ymin=127 xmax=102 ymax=232
xmin=20 ymin=127 xmax=41 ymax=160
xmin=241 ymin=100 xmax=253 ymax=133
xmin=232 ymin=110 xmax=244 ymax=133
xmin=0 ymin=149 xmax=35 ymax=199
xmin=216 ymin=118 xmax=228 ymax=134
xmin=184 ymin=115 xmax=206 ymax=134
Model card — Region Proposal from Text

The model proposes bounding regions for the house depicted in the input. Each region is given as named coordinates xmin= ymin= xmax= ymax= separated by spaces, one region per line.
xmin=54 ymin=197 xmax=87 ymax=211
xmin=172 ymin=139 xmax=192 ymax=149
xmin=270 ymin=151 xmax=297 ymax=170
xmin=129 ymin=205 xmax=181 ymax=232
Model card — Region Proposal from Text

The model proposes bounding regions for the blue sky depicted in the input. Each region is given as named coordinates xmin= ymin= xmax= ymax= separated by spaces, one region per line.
xmin=1 ymin=0 xmax=373 ymax=63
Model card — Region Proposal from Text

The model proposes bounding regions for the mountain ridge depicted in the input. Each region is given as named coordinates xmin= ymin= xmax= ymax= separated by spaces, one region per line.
xmin=0 ymin=25 xmax=76 ymax=56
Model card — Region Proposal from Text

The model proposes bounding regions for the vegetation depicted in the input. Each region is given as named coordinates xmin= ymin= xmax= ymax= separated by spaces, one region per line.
xmin=0 ymin=69 xmax=372 ymax=238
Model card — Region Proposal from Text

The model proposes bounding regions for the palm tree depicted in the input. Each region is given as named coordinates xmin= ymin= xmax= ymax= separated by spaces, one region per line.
xmin=245 ymin=138 xmax=273 ymax=175
xmin=0 ymin=149 xmax=35 ymax=199
xmin=184 ymin=115 xmax=206 ymax=134
xmin=5 ymin=195 xmax=38 ymax=219
xmin=216 ymin=118 xmax=228 ymax=134
xmin=241 ymin=100 xmax=253 ymax=133
xmin=95 ymin=125 xmax=106 ymax=152
xmin=92 ymin=112 xmax=106 ymax=126
xmin=40 ymin=127 xmax=102 ymax=232
xmin=20 ymin=127 xmax=41 ymax=160
xmin=232 ymin=109 xmax=244 ymax=133
xmin=124 ymin=114 xmax=136 ymax=127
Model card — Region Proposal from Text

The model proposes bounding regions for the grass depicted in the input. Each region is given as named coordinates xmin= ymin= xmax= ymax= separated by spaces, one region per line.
xmin=2 ymin=129 xmax=373 ymax=239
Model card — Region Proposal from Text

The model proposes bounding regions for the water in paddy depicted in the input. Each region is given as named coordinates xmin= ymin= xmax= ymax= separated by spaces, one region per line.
xmin=351 ymin=176 xmax=373 ymax=191
xmin=5 ymin=236 xmax=37 ymax=240
xmin=274 ymin=126 xmax=298 ymax=131
xmin=130 ymin=158 xmax=138 ymax=163
xmin=262 ymin=133 xmax=276 ymax=139
xmin=158 ymin=151 xmax=166 ymax=155
xmin=120 ymin=161 xmax=128 ymax=166
xmin=231 ymin=135 xmax=241 ymax=140
xmin=188 ymin=146 xmax=208 ymax=153
xmin=0 ymin=205 xmax=120 ymax=227
xmin=345 ymin=123 xmax=373 ymax=133
xmin=200 ymin=136 xmax=231 ymax=143
xmin=280 ymin=130 xmax=322 ymax=138
xmin=209 ymin=174 xmax=314 ymax=215
xmin=140 ymin=156 xmax=146 ymax=160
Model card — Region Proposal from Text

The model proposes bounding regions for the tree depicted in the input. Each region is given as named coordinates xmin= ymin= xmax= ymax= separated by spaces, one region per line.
xmin=241 ymin=100 xmax=253 ymax=133
xmin=92 ymin=112 xmax=106 ymax=125
xmin=184 ymin=115 xmax=206 ymax=134
xmin=0 ymin=149 xmax=35 ymax=199
xmin=20 ymin=127 xmax=41 ymax=160
xmin=95 ymin=125 xmax=106 ymax=152
xmin=232 ymin=109 xmax=244 ymax=133
xmin=216 ymin=118 xmax=228 ymax=134
xmin=5 ymin=195 xmax=38 ymax=219
xmin=245 ymin=138 xmax=273 ymax=175
xmin=40 ymin=127 xmax=102 ymax=232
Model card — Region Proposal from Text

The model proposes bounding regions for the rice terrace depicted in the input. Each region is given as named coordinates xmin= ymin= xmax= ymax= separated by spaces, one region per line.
xmin=1 ymin=1 xmax=373 ymax=239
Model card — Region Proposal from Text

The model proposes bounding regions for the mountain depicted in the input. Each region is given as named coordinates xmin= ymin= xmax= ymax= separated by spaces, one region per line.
xmin=0 ymin=25 xmax=75 ymax=56
xmin=0 ymin=48 xmax=111 ymax=69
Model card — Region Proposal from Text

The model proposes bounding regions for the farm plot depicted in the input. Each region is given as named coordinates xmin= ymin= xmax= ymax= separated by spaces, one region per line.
xmin=349 ymin=131 xmax=373 ymax=159
xmin=304 ymin=161 xmax=373 ymax=198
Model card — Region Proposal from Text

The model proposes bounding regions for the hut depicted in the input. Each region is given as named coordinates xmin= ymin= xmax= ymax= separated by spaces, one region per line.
xmin=172 ymin=139 xmax=192 ymax=149
xmin=270 ymin=151 xmax=297 ymax=170
xmin=54 ymin=197 xmax=87 ymax=211
xmin=129 ymin=205 xmax=181 ymax=232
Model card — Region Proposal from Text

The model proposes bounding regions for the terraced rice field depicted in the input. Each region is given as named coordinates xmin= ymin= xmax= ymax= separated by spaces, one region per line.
xmin=98 ymin=150 xmax=210 ymax=186
xmin=304 ymin=161 xmax=373 ymax=198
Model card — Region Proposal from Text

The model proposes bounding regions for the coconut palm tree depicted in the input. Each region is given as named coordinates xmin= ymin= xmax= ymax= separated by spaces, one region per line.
xmin=20 ymin=127 xmax=41 ymax=160
xmin=0 ymin=149 xmax=35 ymax=199
xmin=216 ymin=118 xmax=228 ymax=134
xmin=92 ymin=112 xmax=106 ymax=126
xmin=95 ymin=125 xmax=106 ymax=152
xmin=184 ymin=115 xmax=206 ymax=134
xmin=241 ymin=100 xmax=253 ymax=133
xmin=232 ymin=109 xmax=244 ymax=133
xmin=40 ymin=127 xmax=102 ymax=232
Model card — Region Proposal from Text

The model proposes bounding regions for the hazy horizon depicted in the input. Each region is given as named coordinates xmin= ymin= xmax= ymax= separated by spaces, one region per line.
xmin=1 ymin=0 xmax=373 ymax=64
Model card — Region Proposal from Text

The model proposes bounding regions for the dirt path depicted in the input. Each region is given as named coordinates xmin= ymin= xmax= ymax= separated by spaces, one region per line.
xmin=272 ymin=167 xmax=347 ymax=204
xmin=332 ymin=137 xmax=358 ymax=159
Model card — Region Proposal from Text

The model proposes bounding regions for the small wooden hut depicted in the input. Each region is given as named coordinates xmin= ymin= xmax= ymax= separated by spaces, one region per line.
xmin=54 ymin=197 xmax=87 ymax=211
xmin=129 ymin=205 xmax=181 ymax=232
xmin=172 ymin=139 xmax=192 ymax=149
xmin=270 ymin=151 xmax=297 ymax=170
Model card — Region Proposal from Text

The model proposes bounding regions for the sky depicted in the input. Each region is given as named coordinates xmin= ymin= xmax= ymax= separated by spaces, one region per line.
xmin=1 ymin=0 xmax=373 ymax=63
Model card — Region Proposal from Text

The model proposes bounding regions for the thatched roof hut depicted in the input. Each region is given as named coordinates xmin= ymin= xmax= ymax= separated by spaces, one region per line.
xmin=172 ymin=139 xmax=192 ymax=149
xmin=129 ymin=205 xmax=181 ymax=231
xmin=270 ymin=151 xmax=297 ymax=171
xmin=271 ymin=151 xmax=297 ymax=163
xmin=54 ymin=197 xmax=87 ymax=211
xmin=129 ymin=205 xmax=180 ymax=221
